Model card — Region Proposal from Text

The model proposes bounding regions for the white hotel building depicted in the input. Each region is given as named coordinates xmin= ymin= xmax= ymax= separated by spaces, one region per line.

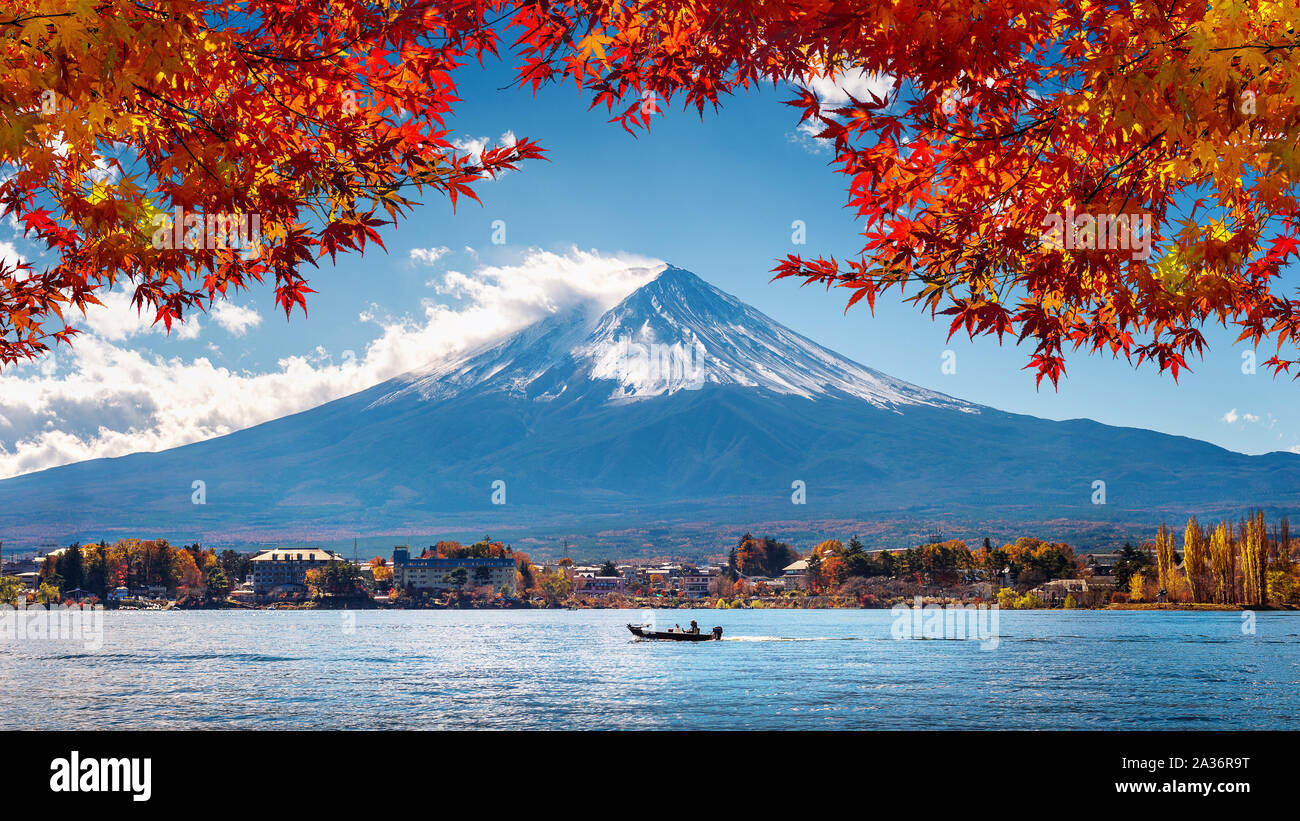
xmin=391 ymin=547 xmax=517 ymax=596
xmin=250 ymin=547 xmax=346 ymax=595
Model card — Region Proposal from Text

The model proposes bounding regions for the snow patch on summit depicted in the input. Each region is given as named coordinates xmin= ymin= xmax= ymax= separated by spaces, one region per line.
xmin=375 ymin=265 xmax=979 ymax=413
xmin=572 ymin=266 xmax=979 ymax=411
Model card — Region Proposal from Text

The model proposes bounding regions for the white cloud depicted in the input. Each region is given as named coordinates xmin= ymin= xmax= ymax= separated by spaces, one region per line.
xmin=802 ymin=68 xmax=894 ymax=107
xmin=0 ymin=240 xmax=24 ymax=269
xmin=790 ymin=120 xmax=829 ymax=153
xmin=409 ymin=246 xmax=451 ymax=266
xmin=358 ymin=247 xmax=664 ymax=381
xmin=80 ymin=288 xmax=201 ymax=341
xmin=1222 ymin=408 xmax=1262 ymax=424
xmin=451 ymin=135 xmax=489 ymax=163
xmin=452 ymin=131 xmax=519 ymax=178
xmin=86 ymin=154 xmax=120 ymax=185
xmin=211 ymin=301 xmax=262 ymax=336
xmin=789 ymin=68 xmax=895 ymax=153
xmin=0 ymin=247 xmax=664 ymax=478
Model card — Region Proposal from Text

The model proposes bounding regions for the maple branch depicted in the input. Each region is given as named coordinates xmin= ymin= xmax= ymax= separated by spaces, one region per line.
xmin=132 ymin=84 xmax=230 ymax=142
xmin=0 ymin=12 xmax=77 ymax=26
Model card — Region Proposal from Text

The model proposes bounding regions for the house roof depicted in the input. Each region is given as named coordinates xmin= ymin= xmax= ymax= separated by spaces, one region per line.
xmin=250 ymin=548 xmax=342 ymax=562
xmin=783 ymin=560 xmax=809 ymax=572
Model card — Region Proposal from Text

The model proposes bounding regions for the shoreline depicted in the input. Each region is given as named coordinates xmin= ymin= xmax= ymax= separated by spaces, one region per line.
xmin=101 ymin=597 xmax=1297 ymax=612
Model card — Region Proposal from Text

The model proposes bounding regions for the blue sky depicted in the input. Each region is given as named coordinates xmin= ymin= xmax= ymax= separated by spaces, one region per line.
xmin=1 ymin=57 xmax=1296 ymax=478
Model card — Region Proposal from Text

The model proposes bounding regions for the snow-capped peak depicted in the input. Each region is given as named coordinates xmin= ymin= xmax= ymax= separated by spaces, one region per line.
xmin=375 ymin=265 xmax=978 ymax=412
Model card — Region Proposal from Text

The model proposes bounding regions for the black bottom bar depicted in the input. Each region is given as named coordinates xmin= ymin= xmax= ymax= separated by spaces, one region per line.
xmin=9 ymin=730 xmax=1290 ymax=812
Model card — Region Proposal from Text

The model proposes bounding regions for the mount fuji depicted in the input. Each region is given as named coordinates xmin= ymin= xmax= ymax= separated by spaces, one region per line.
xmin=2 ymin=265 xmax=1298 ymax=552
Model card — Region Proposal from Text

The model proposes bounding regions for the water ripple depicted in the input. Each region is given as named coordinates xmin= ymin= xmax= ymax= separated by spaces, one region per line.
xmin=3 ymin=609 xmax=1298 ymax=729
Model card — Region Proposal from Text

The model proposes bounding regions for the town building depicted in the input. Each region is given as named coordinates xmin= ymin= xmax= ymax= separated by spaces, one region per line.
xmin=573 ymin=575 xmax=625 ymax=595
xmin=680 ymin=571 xmax=713 ymax=599
xmin=1084 ymin=553 xmax=1121 ymax=576
xmin=782 ymin=559 xmax=810 ymax=590
xmin=27 ymin=547 xmax=68 ymax=573
xmin=0 ymin=551 xmax=43 ymax=591
xmin=616 ymin=565 xmax=641 ymax=582
xmin=1 ymin=554 xmax=41 ymax=577
xmin=250 ymin=547 xmax=346 ymax=595
xmin=1028 ymin=577 xmax=1115 ymax=606
xmin=7 ymin=548 xmax=71 ymax=590
xmin=391 ymin=547 xmax=517 ymax=596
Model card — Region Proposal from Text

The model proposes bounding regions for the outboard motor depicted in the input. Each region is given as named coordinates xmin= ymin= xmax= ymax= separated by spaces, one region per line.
xmin=712 ymin=626 xmax=723 ymax=640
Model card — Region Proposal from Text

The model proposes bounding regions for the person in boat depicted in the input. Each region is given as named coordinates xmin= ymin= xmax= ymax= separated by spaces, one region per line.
xmin=688 ymin=620 xmax=700 ymax=634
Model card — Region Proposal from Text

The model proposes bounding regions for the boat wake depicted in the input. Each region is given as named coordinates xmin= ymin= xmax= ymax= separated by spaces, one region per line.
xmin=720 ymin=636 xmax=862 ymax=642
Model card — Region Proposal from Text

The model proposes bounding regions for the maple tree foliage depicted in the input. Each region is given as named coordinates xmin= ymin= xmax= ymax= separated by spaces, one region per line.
xmin=1 ymin=0 xmax=544 ymax=365
xmin=6 ymin=1 xmax=1300 ymax=385
xmin=503 ymin=0 xmax=1300 ymax=383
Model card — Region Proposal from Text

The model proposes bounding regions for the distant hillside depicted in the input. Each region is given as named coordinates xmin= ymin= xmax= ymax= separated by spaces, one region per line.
xmin=1 ymin=266 xmax=1296 ymax=554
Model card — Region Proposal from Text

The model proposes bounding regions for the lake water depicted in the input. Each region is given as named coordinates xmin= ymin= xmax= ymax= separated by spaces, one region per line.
xmin=3 ymin=609 xmax=1298 ymax=730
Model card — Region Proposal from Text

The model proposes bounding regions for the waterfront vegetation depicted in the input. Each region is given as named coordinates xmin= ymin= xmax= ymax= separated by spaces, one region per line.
xmin=1 ymin=513 xmax=1297 ymax=611
xmin=12 ymin=540 xmax=243 ymax=606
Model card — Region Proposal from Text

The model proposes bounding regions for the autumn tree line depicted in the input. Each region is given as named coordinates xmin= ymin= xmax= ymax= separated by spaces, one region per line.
xmin=5 ymin=536 xmax=544 ymax=606
xmin=792 ymin=512 xmax=1299 ymax=607
xmin=30 ymin=539 xmax=251 ymax=604
xmin=725 ymin=533 xmax=800 ymax=579
xmin=795 ymin=535 xmax=1078 ymax=596
xmin=1142 ymin=514 xmax=1297 ymax=606
xmin=8 ymin=514 xmax=1296 ymax=609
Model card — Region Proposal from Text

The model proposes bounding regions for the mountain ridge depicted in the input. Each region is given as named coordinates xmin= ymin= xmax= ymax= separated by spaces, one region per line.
xmin=0 ymin=265 xmax=1295 ymax=553
xmin=374 ymin=264 xmax=979 ymax=411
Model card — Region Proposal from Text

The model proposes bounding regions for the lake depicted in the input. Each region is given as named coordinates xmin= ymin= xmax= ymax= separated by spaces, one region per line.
xmin=2 ymin=609 xmax=1297 ymax=730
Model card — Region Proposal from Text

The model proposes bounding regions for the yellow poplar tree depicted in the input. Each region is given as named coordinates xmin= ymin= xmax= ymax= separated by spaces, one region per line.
xmin=1155 ymin=524 xmax=1176 ymax=595
xmin=1241 ymin=511 xmax=1268 ymax=606
xmin=1209 ymin=522 xmax=1237 ymax=605
xmin=1128 ymin=571 xmax=1145 ymax=603
xmin=1183 ymin=517 xmax=1208 ymax=603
